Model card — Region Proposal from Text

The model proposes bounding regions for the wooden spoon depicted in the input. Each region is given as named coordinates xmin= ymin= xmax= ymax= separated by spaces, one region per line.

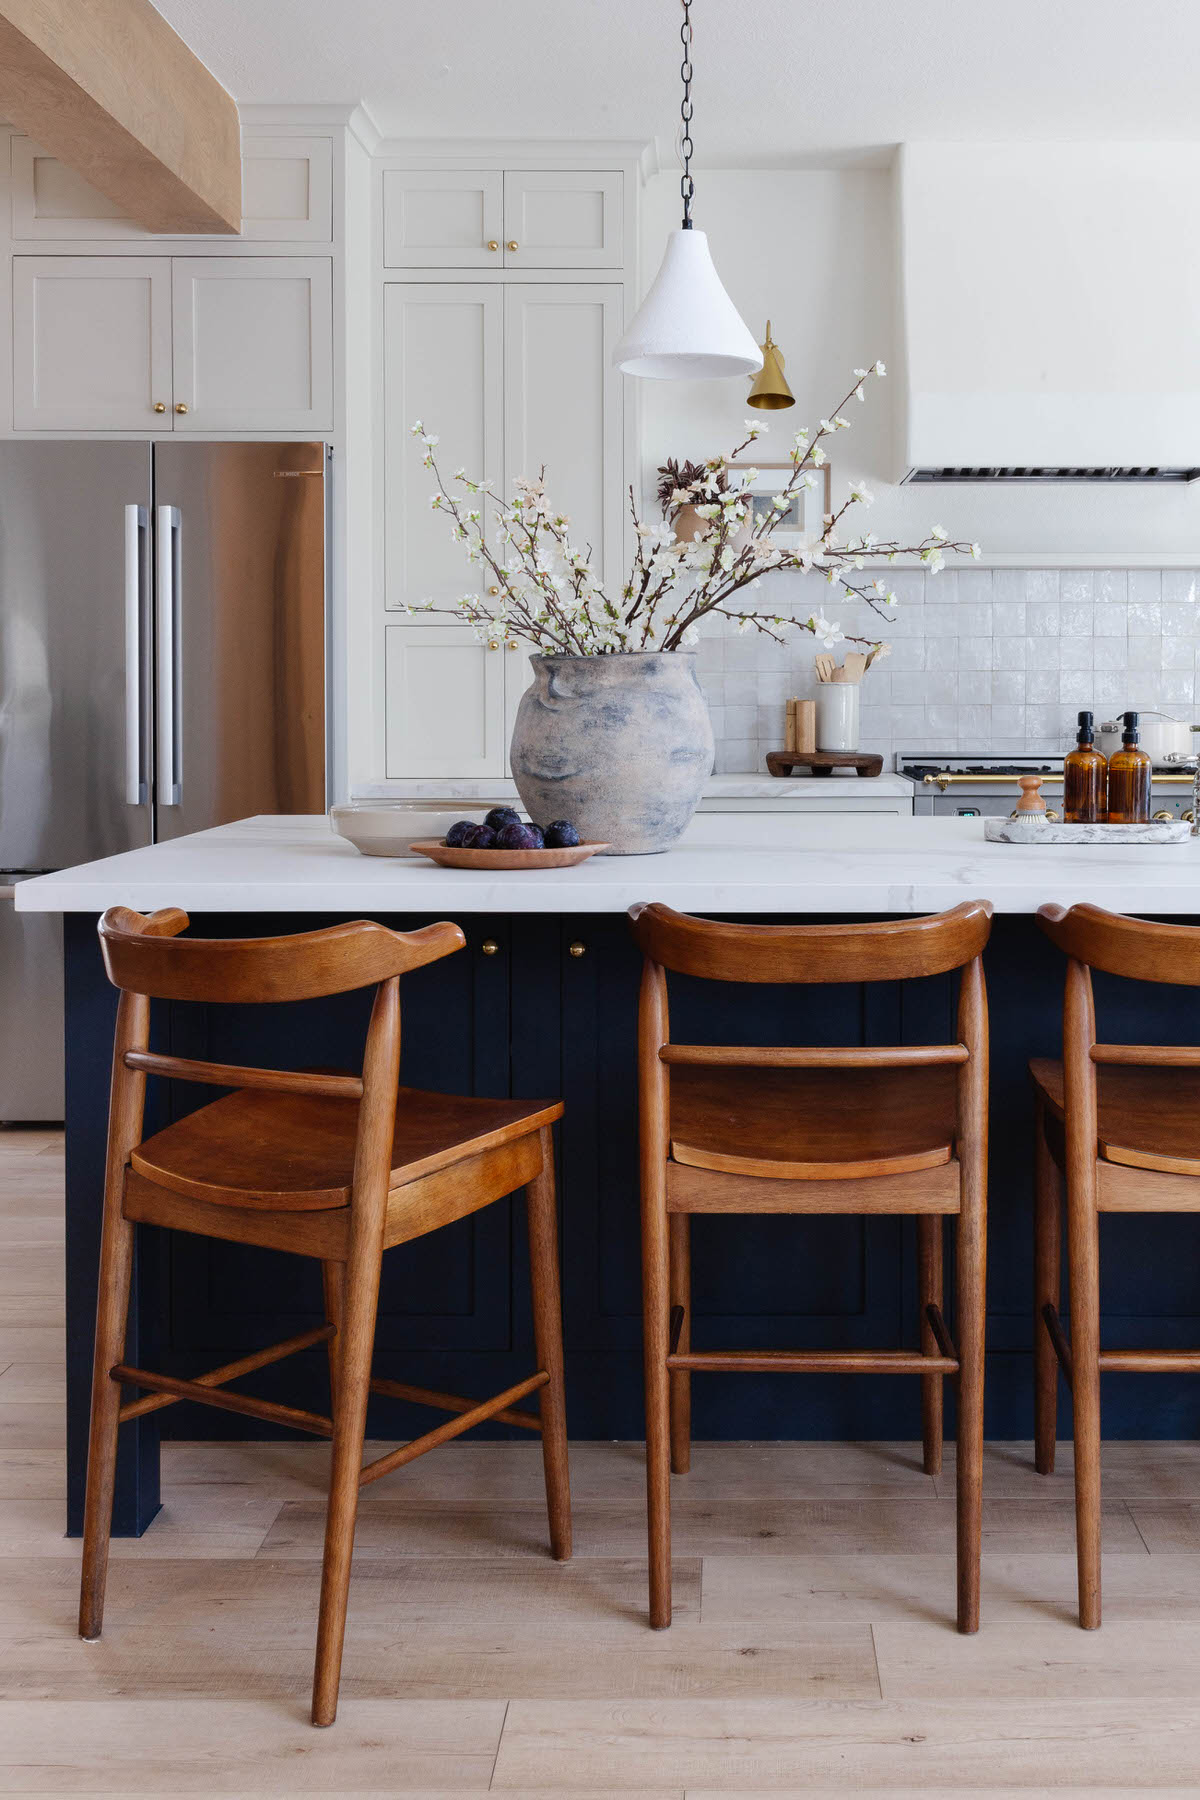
xmin=814 ymin=653 xmax=835 ymax=682
xmin=842 ymin=651 xmax=868 ymax=684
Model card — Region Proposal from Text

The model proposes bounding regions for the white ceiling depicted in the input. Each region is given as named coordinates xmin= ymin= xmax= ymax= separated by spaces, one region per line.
xmin=155 ymin=0 xmax=1200 ymax=163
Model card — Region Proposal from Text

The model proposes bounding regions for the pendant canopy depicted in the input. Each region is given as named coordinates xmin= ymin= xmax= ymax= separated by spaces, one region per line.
xmin=613 ymin=230 xmax=764 ymax=379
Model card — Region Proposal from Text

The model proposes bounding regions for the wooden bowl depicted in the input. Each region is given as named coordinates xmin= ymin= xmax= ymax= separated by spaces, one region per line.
xmin=409 ymin=839 xmax=607 ymax=870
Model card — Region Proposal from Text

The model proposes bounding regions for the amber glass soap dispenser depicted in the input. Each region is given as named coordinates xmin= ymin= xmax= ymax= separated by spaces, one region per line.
xmin=1063 ymin=709 xmax=1107 ymax=823
xmin=1106 ymin=710 xmax=1152 ymax=823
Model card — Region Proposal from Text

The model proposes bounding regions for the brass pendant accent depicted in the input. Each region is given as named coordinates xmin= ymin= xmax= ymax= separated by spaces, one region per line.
xmin=747 ymin=320 xmax=795 ymax=410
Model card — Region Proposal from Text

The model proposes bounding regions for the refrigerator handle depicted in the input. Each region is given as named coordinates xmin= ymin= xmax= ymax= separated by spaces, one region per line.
xmin=155 ymin=505 xmax=181 ymax=807
xmin=123 ymin=504 xmax=148 ymax=806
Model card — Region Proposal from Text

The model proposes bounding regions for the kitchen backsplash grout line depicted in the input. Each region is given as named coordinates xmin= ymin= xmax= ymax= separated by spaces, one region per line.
xmin=700 ymin=566 xmax=1200 ymax=772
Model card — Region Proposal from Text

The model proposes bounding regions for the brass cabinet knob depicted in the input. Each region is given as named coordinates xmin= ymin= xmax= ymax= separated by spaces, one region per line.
xmin=1153 ymin=810 xmax=1174 ymax=821
xmin=487 ymin=638 xmax=500 ymax=651
xmin=487 ymin=239 xmax=500 ymax=251
xmin=506 ymin=638 xmax=519 ymax=650
xmin=481 ymin=939 xmax=500 ymax=956
xmin=568 ymin=940 xmax=586 ymax=958
xmin=488 ymin=585 xmax=500 ymax=597
xmin=152 ymin=401 xmax=166 ymax=413
xmin=175 ymin=402 xmax=189 ymax=414
xmin=507 ymin=239 xmax=519 ymax=251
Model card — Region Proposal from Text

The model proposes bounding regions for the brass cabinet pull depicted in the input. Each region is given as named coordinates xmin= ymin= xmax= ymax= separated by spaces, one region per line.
xmin=487 ymin=638 xmax=500 ymax=651
xmin=487 ymin=239 xmax=500 ymax=251
xmin=175 ymin=402 xmax=189 ymax=414
xmin=568 ymin=941 xmax=586 ymax=958
xmin=152 ymin=401 xmax=166 ymax=413
xmin=481 ymin=939 xmax=500 ymax=956
xmin=488 ymin=585 xmax=500 ymax=597
xmin=507 ymin=239 xmax=519 ymax=251
xmin=507 ymin=639 xmax=519 ymax=650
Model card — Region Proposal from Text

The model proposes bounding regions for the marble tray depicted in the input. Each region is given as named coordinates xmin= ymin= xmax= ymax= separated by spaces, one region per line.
xmin=985 ymin=817 xmax=1192 ymax=845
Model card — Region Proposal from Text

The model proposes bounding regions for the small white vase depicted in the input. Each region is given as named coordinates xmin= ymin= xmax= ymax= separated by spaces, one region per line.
xmin=815 ymin=685 xmax=860 ymax=752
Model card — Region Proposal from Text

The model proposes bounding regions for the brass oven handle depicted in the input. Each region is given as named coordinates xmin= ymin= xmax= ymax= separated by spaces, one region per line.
xmin=922 ymin=772 xmax=1195 ymax=789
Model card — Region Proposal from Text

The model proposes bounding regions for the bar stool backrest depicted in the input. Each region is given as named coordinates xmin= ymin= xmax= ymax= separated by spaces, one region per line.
xmin=1038 ymin=902 xmax=1200 ymax=988
xmin=629 ymin=901 xmax=993 ymax=987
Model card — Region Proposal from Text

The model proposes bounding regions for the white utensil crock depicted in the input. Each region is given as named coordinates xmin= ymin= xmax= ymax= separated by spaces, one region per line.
xmin=815 ymin=684 xmax=860 ymax=752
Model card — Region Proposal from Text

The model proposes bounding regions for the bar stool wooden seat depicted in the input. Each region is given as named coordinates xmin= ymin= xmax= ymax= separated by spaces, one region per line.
xmin=1033 ymin=902 xmax=1200 ymax=1629
xmin=629 ymin=899 xmax=993 ymax=1634
xmin=79 ymin=905 xmax=571 ymax=1726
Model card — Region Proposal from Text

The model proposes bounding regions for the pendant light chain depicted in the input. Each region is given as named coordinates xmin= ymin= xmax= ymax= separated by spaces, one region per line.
xmin=679 ymin=0 xmax=694 ymax=228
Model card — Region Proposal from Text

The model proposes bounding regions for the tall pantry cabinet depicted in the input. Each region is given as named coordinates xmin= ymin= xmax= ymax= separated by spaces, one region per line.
xmin=378 ymin=157 xmax=638 ymax=779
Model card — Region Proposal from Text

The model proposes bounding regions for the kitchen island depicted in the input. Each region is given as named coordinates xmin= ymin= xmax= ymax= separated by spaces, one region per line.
xmin=19 ymin=813 xmax=1200 ymax=1534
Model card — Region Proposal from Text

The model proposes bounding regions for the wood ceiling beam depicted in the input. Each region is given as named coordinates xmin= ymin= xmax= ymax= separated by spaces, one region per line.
xmin=0 ymin=0 xmax=241 ymax=233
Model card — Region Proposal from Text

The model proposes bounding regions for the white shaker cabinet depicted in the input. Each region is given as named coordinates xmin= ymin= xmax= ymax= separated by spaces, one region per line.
xmin=383 ymin=283 xmax=504 ymax=611
xmin=382 ymin=170 xmax=504 ymax=269
xmin=504 ymin=283 xmax=622 ymax=587
xmin=383 ymin=278 xmax=624 ymax=776
xmin=171 ymin=257 xmax=333 ymax=432
xmin=13 ymin=257 xmax=172 ymax=430
xmin=381 ymin=167 xmax=623 ymax=269
xmin=384 ymin=625 xmax=507 ymax=777
xmin=13 ymin=254 xmax=333 ymax=431
xmin=502 ymin=171 xmax=623 ymax=268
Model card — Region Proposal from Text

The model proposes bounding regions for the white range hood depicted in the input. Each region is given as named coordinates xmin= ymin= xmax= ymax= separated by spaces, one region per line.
xmin=898 ymin=143 xmax=1200 ymax=483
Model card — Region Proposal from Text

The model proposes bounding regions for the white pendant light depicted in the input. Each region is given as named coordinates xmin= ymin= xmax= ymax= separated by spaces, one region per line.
xmin=613 ymin=0 xmax=763 ymax=382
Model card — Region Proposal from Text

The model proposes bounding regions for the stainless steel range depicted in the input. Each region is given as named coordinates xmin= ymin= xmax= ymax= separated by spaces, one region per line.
xmin=897 ymin=751 xmax=1198 ymax=820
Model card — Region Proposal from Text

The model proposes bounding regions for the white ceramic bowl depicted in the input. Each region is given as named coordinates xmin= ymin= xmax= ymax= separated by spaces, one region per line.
xmin=330 ymin=803 xmax=481 ymax=858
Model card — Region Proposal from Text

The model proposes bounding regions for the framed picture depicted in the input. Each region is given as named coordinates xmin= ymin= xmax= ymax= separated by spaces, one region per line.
xmin=729 ymin=459 xmax=833 ymax=544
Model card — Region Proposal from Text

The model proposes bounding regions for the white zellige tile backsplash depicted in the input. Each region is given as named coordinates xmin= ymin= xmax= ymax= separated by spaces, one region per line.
xmin=695 ymin=568 xmax=1200 ymax=772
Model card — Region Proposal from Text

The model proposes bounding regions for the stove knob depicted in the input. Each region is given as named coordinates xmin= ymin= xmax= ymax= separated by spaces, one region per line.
xmin=1152 ymin=810 xmax=1174 ymax=822
xmin=1185 ymin=810 xmax=1196 ymax=824
xmin=1045 ymin=808 xmax=1061 ymax=822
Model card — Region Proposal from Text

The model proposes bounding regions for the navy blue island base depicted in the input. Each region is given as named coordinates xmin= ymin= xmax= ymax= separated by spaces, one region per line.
xmin=61 ymin=908 xmax=1200 ymax=1536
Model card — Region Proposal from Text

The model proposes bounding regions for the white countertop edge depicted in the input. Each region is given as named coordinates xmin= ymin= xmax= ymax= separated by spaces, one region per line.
xmin=14 ymin=814 xmax=1200 ymax=916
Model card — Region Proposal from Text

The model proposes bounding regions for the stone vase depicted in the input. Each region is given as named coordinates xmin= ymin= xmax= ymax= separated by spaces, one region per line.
xmin=509 ymin=652 xmax=715 ymax=855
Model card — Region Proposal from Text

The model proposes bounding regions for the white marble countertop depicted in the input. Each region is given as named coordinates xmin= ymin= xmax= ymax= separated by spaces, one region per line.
xmin=355 ymin=772 xmax=916 ymax=803
xmin=15 ymin=813 xmax=1200 ymax=915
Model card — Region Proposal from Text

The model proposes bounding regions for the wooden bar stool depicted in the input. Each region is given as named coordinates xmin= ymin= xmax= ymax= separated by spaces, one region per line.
xmin=79 ymin=905 xmax=571 ymax=1726
xmin=1033 ymin=901 xmax=1200 ymax=1629
xmin=629 ymin=900 xmax=993 ymax=1633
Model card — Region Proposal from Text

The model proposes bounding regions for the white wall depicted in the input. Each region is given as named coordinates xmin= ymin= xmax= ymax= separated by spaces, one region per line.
xmin=638 ymin=162 xmax=1200 ymax=562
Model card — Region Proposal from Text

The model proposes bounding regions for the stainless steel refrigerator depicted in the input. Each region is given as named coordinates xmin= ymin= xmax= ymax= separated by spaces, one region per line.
xmin=0 ymin=441 xmax=327 ymax=1118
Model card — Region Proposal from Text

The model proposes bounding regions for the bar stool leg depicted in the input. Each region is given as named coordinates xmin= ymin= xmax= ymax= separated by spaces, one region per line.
xmin=526 ymin=1125 xmax=571 ymax=1562
xmin=321 ymin=1260 xmax=345 ymax=1411
xmin=311 ymin=1242 xmax=382 ymax=1727
xmin=78 ymin=1183 xmax=136 ymax=1641
xmin=640 ymin=1168 xmax=672 ymax=1628
xmin=1032 ymin=1097 xmax=1062 ymax=1476
xmin=668 ymin=1215 xmax=692 ymax=1475
xmin=917 ymin=1215 xmax=943 ymax=1477
xmin=1066 ymin=1171 xmax=1102 ymax=1629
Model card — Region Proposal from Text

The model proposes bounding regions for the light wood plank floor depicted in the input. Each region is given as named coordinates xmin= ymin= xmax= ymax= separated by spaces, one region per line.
xmin=4 ymin=1126 xmax=1200 ymax=1792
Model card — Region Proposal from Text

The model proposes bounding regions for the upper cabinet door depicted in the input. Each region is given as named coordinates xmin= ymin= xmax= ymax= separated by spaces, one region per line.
xmin=13 ymin=256 xmax=172 ymax=430
xmin=239 ymin=137 xmax=333 ymax=242
xmin=171 ymin=257 xmax=333 ymax=432
xmin=503 ymin=171 xmax=623 ymax=268
xmin=383 ymin=283 xmax=504 ymax=611
xmin=382 ymin=170 xmax=504 ymax=269
xmin=504 ymin=284 xmax=623 ymax=590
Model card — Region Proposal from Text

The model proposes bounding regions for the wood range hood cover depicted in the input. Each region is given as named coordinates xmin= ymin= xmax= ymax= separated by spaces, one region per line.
xmin=0 ymin=0 xmax=241 ymax=234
